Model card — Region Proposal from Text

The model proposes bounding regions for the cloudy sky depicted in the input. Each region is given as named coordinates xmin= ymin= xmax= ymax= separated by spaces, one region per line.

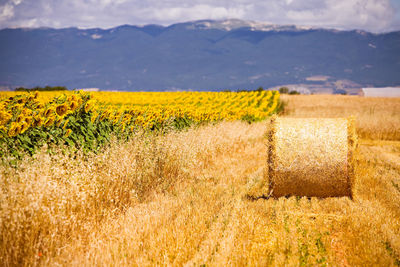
xmin=1 ymin=0 xmax=400 ymax=33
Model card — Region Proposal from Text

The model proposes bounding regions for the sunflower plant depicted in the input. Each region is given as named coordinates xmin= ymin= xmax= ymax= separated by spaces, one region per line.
xmin=0 ymin=91 xmax=123 ymax=163
xmin=0 ymin=89 xmax=282 ymax=163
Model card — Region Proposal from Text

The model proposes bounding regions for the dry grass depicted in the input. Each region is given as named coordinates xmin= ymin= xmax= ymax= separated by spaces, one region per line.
xmin=280 ymin=94 xmax=400 ymax=140
xmin=1 ymin=95 xmax=400 ymax=266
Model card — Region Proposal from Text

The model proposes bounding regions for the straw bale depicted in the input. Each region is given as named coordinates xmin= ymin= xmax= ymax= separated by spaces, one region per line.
xmin=267 ymin=117 xmax=356 ymax=198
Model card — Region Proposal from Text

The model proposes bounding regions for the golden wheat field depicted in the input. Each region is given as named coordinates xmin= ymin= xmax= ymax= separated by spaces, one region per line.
xmin=1 ymin=94 xmax=400 ymax=266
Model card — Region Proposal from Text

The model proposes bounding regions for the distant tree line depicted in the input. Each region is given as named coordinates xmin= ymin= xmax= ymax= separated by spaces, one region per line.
xmin=222 ymin=86 xmax=301 ymax=94
xmin=333 ymin=89 xmax=347 ymax=95
xmin=15 ymin=86 xmax=68 ymax=92
xmin=278 ymin=87 xmax=300 ymax=95
xmin=223 ymin=86 xmax=276 ymax=93
xmin=235 ymin=86 xmax=266 ymax=93
xmin=222 ymin=87 xmax=261 ymax=93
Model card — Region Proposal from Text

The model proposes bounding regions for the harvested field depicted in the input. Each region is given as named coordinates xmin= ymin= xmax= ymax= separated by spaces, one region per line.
xmin=1 ymin=95 xmax=400 ymax=266
xmin=281 ymin=94 xmax=400 ymax=140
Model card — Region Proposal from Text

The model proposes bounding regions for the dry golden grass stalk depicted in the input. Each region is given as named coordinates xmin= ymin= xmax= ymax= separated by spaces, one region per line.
xmin=347 ymin=116 xmax=358 ymax=199
xmin=268 ymin=117 xmax=356 ymax=197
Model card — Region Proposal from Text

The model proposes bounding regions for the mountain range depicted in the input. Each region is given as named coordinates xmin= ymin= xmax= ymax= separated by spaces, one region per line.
xmin=1 ymin=19 xmax=399 ymax=93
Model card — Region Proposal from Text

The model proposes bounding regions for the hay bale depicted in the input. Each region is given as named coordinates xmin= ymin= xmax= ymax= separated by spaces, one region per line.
xmin=267 ymin=117 xmax=356 ymax=198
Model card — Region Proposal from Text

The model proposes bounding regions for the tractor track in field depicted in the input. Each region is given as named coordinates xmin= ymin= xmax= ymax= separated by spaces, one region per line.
xmin=183 ymin=198 xmax=239 ymax=266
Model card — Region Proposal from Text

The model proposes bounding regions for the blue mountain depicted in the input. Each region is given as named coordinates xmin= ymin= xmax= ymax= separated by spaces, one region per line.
xmin=0 ymin=19 xmax=399 ymax=92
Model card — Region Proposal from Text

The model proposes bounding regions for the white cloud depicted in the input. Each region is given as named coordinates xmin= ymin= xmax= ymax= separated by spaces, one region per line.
xmin=22 ymin=17 xmax=38 ymax=27
xmin=11 ymin=0 xmax=22 ymax=5
xmin=149 ymin=4 xmax=248 ymax=21
xmin=0 ymin=0 xmax=24 ymax=22
xmin=0 ymin=4 xmax=14 ymax=21
xmin=283 ymin=0 xmax=394 ymax=32
xmin=0 ymin=0 xmax=397 ymax=32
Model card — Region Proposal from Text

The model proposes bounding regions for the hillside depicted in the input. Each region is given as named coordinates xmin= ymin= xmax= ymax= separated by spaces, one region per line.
xmin=1 ymin=19 xmax=400 ymax=92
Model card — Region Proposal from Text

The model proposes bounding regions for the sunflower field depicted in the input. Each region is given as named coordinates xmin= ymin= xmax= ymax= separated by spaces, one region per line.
xmin=0 ymin=90 xmax=280 ymax=160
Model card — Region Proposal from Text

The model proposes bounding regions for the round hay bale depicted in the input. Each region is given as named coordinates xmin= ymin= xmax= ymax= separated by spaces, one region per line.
xmin=267 ymin=117 xmax=357 ymax=198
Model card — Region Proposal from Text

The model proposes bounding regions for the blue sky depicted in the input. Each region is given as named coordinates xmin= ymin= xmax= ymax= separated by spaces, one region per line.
xmin=0 ymin=0 xmax=399 ymax=32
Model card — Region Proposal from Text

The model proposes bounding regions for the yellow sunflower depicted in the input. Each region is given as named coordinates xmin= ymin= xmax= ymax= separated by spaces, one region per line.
xmin=36 ymin=103 xmax=44 ymax=109
xmin=64 ymin=129 xmax=72 ymax=138
xmin=33 ymin=116 xmax=44 ymax=127
xmin=84 ymin=100 xmax=96 ymax=113
xmin=112 ymin=115 xmax=121 ymax=125
xmin=20 ymin=122 xmax=29 ymax=134
xmin=123 ymin=114 xmax=132 ymax=123
xmin=69 ymin=101 xmax=79 ymax=112
xmin=56 ymin=116 xmax=64 ymax=127
xmin=44 ymin=116 xmax=55 ymax=127
xmin=91 ymin=112 xmax=98 ymax=123
xmin=22 ymin=108 xmax=32 ymax=116
xmin=62 ymin=119 xmax=69 ymax=130
xmin=8 ymin=122 xmax=21 ymax=137
xmin=24 ymin=116 xmax=33 ymax=126
xmin=0 ymin=111 xmax=12 ymax=126
xmin=16 ymin=115 xmax=25 ymax=123
xmin=56 ymin=103 xmax=68 ymax=116
xmin=44 ymin=107 xmax=55 ymax=117
xmin=99 ymin=111 xmax=107 ymax=121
